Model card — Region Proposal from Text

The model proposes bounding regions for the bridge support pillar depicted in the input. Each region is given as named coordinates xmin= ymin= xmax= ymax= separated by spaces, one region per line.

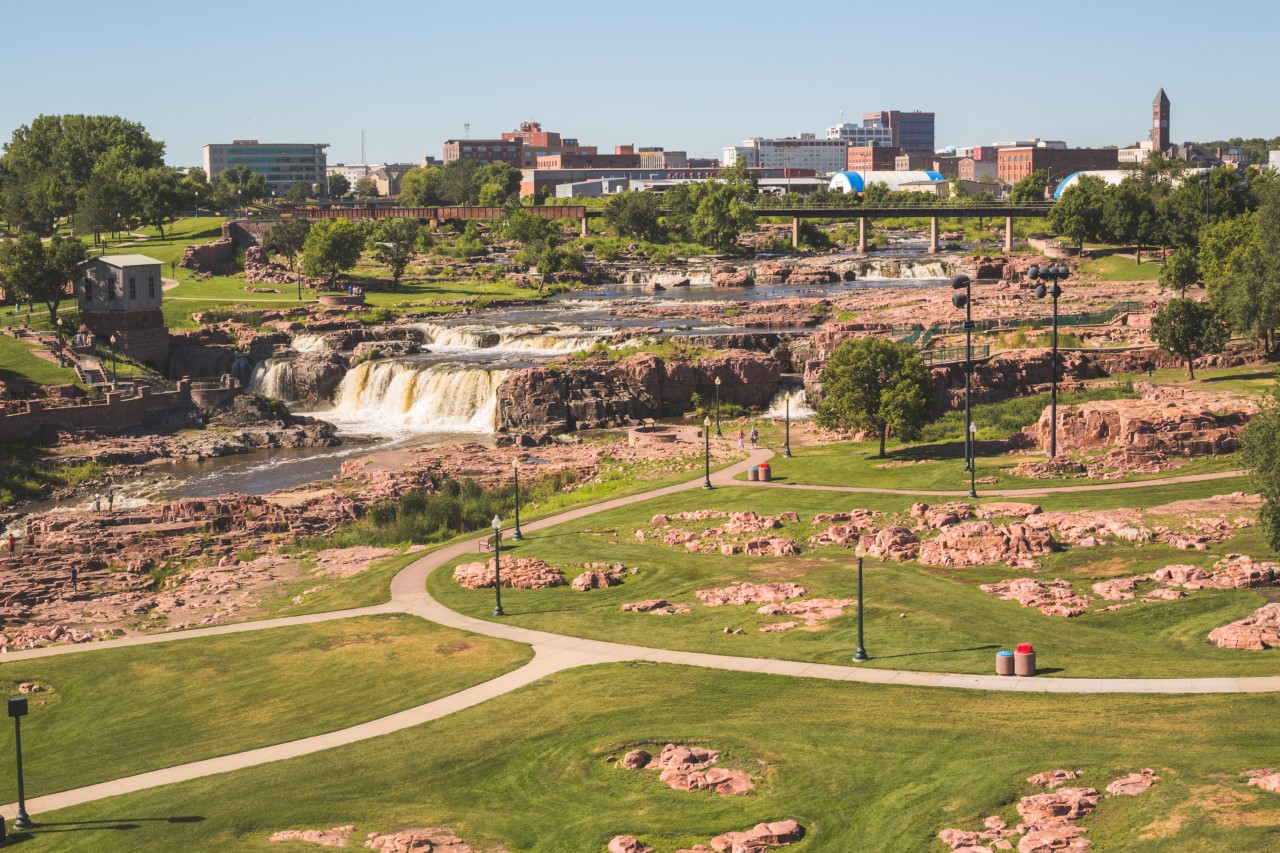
xmin=581 ymin=215 xmax=589 ymax=238
xmin=858 ymin=217 xmax=867 ymax=253
xmin=791 ymin=217 xmax=800 ymax=249
xmin=928 ymin=216 xmax=940 ymax=254
xmin=1005 ymin=216 xmax=1014 ymax=254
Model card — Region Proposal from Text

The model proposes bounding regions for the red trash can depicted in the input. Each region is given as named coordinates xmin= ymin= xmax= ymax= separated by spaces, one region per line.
xmin=759 ymin=463 xmax=772 ymax=482
xmin=1014 ymin=642 xmax=1036 ymax=677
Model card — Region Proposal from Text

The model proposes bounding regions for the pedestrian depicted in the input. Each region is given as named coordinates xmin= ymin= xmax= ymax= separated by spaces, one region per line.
xmin=749 ymin=427 xmax=759 ymax=448
xmin=92 ymin=493 xmax=101 ymax=512
xmin=737 ymin=428 xmax=746 ymax=451
xmin=107 ymin=488 xmax=115 ymax=511
xmin=6 ymin=532 xmax=13 ymax=558
xmin=70 ymin=567 xmax=78 ymax=590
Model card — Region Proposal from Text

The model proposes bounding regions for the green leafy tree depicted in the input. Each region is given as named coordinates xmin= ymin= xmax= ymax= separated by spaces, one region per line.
xmin=263 ymin=218 xmax=312 ymax=299
xmin=369 ymin=219 xmax=422 ymax=289
xmin=471 ymin=162 xmax=521 ymax=206
xmin=1199 ymin=212 xmax=1280 ymax=350
xmin=1158 ymin=166 xmax=1254 ymax=250
xmin=1103 ymin=179 xmax=1159 ymax=263
xmin=397 ymin=167 xmax=440 ymax=206
xmin=815 ymin=336 xmax=932 ymax=458
xmin=327 ymin=173 xmax=351 ymax=199
xmin=0 ymin=232 xmax=87 ymax=325
xmin=209 ymin=166 xmax=271 ymax=208
xmin=437 ymin=159 xmax=481 ymax=205
xmin=1158 ymin=247 xmax=1200 ymax=295
xmin=666 ymin=178 xmax=756 ymax=250
xmin=1048 ymin=174 xmax=1111 ymax=251
xmin=1009 ymin=170 xmax=1048 ymax=203
xmin=125 ymin=166 xmax=185 ymax=237
xmin=353 ymin=176 xmax=380 ymax=199
xmin=302 ymin=218 xmax=365 ymax=288
xmin=285 ymin=181 xmax=312 ymax=203
xmin=1150 ymin=298 xmax=1230 ymax=379
xmin=604 ymin=191 xmax=665 ymax=242
xmin=1241 ymin=381 xmax=1280 ymax=550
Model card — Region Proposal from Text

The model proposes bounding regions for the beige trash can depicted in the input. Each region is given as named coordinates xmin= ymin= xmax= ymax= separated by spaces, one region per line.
xmin=996 ymin=650 xmax=1015 ymax=676
xmin=1014 ymin=643 xmax=1036 ymax=677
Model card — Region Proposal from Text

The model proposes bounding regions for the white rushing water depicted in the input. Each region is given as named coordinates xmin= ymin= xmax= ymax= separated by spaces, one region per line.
xmin=322 ymin=360 xmax=509 ymax=435
xmin=854 ymin=259 xmax=951 ymax=281
xmin=291 ymin=333 xmax=332 ymax=352
xmin=248 ymin=359 xmax=295 ymax=401
xmin=415 ymin=321 xmax=608 ymax=356
xmin=764 ymin=387 xmax=815 ymax=419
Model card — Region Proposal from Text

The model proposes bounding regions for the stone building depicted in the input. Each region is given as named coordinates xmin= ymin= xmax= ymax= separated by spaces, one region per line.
xmin=77 ymin=254 xmax=170 ymax=369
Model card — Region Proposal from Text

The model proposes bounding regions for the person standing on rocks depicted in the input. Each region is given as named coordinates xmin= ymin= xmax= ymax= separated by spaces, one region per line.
xmin=6 ymin=532 xmax=13 ymax=558
xmin=107 ymin=489 xmax=115 ymax=511
xmin=70 ymin=567 xmax=78 ymax=590
xmin=92 ymin=494 xmax=101 ymax=512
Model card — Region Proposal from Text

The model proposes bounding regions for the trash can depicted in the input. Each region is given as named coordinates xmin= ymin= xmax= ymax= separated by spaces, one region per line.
xmin=996 ymin=650 xmax=1015 ymax=676
xmin=759 ymin=463 xmax=772 ymax=482
xmin=1014 ymin=642 xmax=1036 ymax=677
xmin=748 ymin=467 xmax=759 ymax=481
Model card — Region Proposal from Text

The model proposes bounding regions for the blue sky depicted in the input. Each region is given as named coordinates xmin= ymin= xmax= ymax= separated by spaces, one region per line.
xmin=2 ymin=0 xmax=1277 ymax=166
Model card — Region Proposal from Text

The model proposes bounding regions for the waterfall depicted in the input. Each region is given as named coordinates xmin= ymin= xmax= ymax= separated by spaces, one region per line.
xmin=249 ymin=359 xmax=295 ymax=401
xmin=764 ymin=388 xmax=814 ymax=419
xmin=850 ymin=259 xmax=952 ymax=281
xmin=292 ymin=333 xmax=331 ymax=352
xmin=325 ymin=360 xmax=509 ymax=433
xmin=414 ymin=322 xmax=609 ymax=355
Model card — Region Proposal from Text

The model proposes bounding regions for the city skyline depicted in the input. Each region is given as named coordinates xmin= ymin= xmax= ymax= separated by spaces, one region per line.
xmin=2 ymin=0 xmax=1279 ymax=167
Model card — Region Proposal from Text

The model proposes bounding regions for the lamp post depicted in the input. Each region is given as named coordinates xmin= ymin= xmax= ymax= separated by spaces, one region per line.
xmin=968 ymin=422 xmax=978 ymax=499
xmin=702 ymin=416 xmax=713 ymax=490
xmin=950 ymin=275 xmax=974 ymax=472
xmin=853 ymin=541 xmax=868 ymax=661
xmin=1028 ymin=264 xmax=1067 ymax=458
xmin=9 ymin=696 xmax=31 ymax=830
xmin=511 ymin=459 xmax=523 ymax=541
xmin=782 ymin=394 xmax=792 ymax=458
xmin=490 ymin=515 xmax=505 ymax=617
xmin=713 ymin=375 xmax=722 ymax=437
xmin=55 ymin=317 xmax=64 ymax=367
xmin=109 ymin=333 xmax=119 ymax=386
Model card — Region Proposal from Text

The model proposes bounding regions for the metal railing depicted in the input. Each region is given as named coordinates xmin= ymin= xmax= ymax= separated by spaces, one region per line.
xmin=922 ymin=345 xmax=991 ymax=365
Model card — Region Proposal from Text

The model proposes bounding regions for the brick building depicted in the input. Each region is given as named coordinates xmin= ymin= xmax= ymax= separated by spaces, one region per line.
xmin=997 ymin=147 xmax=1120 ymax=189
xmin=895 ymin=152 xmax=935 ymax=172
xmin=863 ymin=110 xmax=935 ymax=155
xmin=959 ymin=157 xmax=999 ymax=183
xmin=501 ymin=122 xmax=598 ymax=168
xmin=77 ymin=255 xmax=170 ymax=369
xmin=442 ymin=138 xmax=523 ymax=166
xmin=847 ymin=146 xmax=901 ymax=172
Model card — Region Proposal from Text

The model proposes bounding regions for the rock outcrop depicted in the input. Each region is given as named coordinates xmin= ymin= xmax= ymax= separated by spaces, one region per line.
xmin=918 ymin=521 xmax=1056 ymax=569
xmin=452 ymin=557 xmax=564 ymax=590
xmin=289 ymin=351 xmax=349 ymax=404
xmin=1208 ymin=603 xmax=1280 ymax=649
xmin=696 ymin=582 xmax=807 ymax=606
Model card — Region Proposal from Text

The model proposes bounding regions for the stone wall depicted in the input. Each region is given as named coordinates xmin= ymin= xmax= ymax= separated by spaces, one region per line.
xmin=0 ymin=387 xmax=193 ymax=440
xmin=224 ymin=219 xmax=277 ymax=248
xmin=180 ymin=239 xmax=236 ymax=275
xmin=497 ymin=351 xmax=781 ymax=434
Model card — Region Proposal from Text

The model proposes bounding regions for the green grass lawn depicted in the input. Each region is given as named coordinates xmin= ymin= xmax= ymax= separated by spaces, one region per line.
xmin=0 ymin=614 xmax=529 ymax=800
xmin=0 ymin=334 xmax=79 ymax=386
xmin=1077 ymin=253 xmax=1163 ymax=281
xmin=427 ymin=481 xmax=1279 ymax=678
xmin=17 ymin=664 xmax=1280 ymax=851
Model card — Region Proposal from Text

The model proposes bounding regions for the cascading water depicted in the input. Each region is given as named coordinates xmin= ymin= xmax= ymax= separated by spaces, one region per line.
xmin=249 ymin=359 xmax=296 ymax=401
xmin=852 ymin=259 xmax=952 ymax=281
xmin=291 ymin=333 xmax=331 ymax=352
xmin=764 ymin=387 xmax=815 ymax=419
xmin=415 ymin=321 xmax=610 ymax=355
xmin=324 ymin=360 xmax=509 ymax=434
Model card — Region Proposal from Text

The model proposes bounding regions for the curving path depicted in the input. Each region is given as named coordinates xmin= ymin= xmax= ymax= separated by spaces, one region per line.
xmin=5 ymin=448 xmax=1277 ymax=821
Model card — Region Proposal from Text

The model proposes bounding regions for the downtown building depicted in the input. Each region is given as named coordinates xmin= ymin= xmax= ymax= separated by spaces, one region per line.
xmin=722 ymin=135 xmax=849 ymax=174
xmin=202 ymin=141 xmax=329 ymax=195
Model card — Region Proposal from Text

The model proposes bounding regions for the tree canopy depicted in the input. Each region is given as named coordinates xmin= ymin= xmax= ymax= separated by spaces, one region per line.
xmin=1150 ymin=298 xmax=1230 ymax=379
xmin=302 ymin=219 xmax=365 ymax=287
xmin=369 ymin=219 xmax=423 ymax=288
xmin=263 ymin=218 xmax=312 ymax=299
xmin=604 ymin=191 xmax=665 ymax=242
xmin=1241 ymin=379 xmax=1280 ymax=550
xmin=208 ymin=166 xmax=271 ymax=209
xmin=327 ymin=173 xmax=351 ymax=199
xmin=1048 ymin=174 xmax=1109 ymax=249
xmin=1009 ymin=170 xmax=1048 ymax=203
xmin=815 ymin=336 xmax=932 ymax=457
xmin=0 ymin=232 xmax=87 ymax=324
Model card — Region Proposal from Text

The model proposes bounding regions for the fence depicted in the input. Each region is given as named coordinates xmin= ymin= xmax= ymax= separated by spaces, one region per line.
xmin=921 ymin=345 xmax=991 ymax=365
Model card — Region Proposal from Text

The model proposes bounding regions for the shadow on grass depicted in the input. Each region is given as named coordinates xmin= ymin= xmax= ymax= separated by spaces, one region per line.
xmin=1200 ymin=370 xmax=1277 ymax=385
xmin=8 ymin=815 xmax=205 ymax=840
xmin=869 ymin=643 xmax=1000 ymax=660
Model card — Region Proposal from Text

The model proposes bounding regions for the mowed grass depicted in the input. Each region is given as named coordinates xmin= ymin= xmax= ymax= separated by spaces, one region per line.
xmin=0 ymin=615 xmax=530 ymax=798
xmin=1077 ymin=253 xmax=1164 ymax=281
xmin=15 ymin=664 xmax=1280 ymax=851
xmin=0 ymin=334 xmax=79 ymax=386
xmin=428 ymin=481 xmax=1280 ymax=678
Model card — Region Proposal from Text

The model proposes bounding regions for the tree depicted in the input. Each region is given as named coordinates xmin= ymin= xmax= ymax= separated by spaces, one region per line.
xmin=353 ymin=176 xmax=379 ymax=199
xmin=1009 ymin=170 xmax=1048 ymax=203
xmin=285 ymin=181 xmax=312 ymax=203
xmin=1048 ymin=175 xmax=1110 ymax=251
xmin=666 ymin=178 xmax=756 ymax=250
xmin=327 ymin=173 xmax=351 ymax=199
xmin=472 ymin=162 xmax=521 ymax=205
xmin=1158 ymin=247 xmax=1200 ymax=295
xmin=208 ymin=166 xmax=271 ymax=209
xmin=604 ymin=191 xmax=665 ymax=242
xmin=263 ymin=218 xmax=312 ymax=299
xmin=815 ymin=337 xmax=932 ymax=458
xmin=1241 ymin=382 xmax=1280 ymax=551
xmin=397 ymin=167 xmax=440 ymax=206
xmin=369 ymin=219 xmax=422 ymax=289
xmin=1103 ymin=179 xmax=1159 ymax=263
xmin=125 ymin=166 xmax=184 ymax=237
xmin=302 ymin=219 xmax=364 ymax=288
xmin=437 ymin=159 xmax=481 ymax=205
xmin=0 ymin=232 xmax=87 ymax=325
xmin=1150 ymin=298 xmax=1230 ymax=379
xmin=1199 ymin=212 xmax=1280 ymax=350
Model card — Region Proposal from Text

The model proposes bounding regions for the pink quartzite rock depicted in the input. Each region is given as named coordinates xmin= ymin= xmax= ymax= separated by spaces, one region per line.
xmin=1208 ymin=603 xmax=1280 ymax=650
xmin=758 ymin=621 xmax=797 ymax=632
xmin=622 ymin=749 xmax=652 ymax=769
xmin=1091 ymin=577 xmax=1144 ymax=601
xmin=861 ymin=526 xmax=920 ymax=561
xmin=975 ymin=502 xmax=1043 ymax=520
xmin=609 ymin=836 xmax=654 ymax=853
xmin=913 ymin=501 xmax=974 ymax=530
xmin=1245 ymin=769 xmax=1280 ymax=793
xmin=1028 ymin=769 xmax=1081 ymax=788
xmin=1106 ymin=768 xmax=1160 ymax=796
xmin=268 ymin=825 xmax=356 ymax=846
xmin=757 ymin=598 xmax=856 ymax=624
xmin=980 ymin=578 xmax=1091 ymax=618
xmin=918 ymin=522 xmax=1056 ymax=569
xmin=570 ymin=565 xmax=626 ymax=591
xmin=364 ymin=827 xmax=472 ymax=852
xmin=709 ymin=820 xmax=803 ymax=852
xmin=620 ymin=599 xmax=690 ymax=615
xmin=621 ymin=743 xmax=756 ymax=797
xmin=1017 ymin=824 xmax=1090 ymax=853
xmin=453 ymin=558 xmax=564 ymax=590
xmin=743 ymin=537 xmax=801 ymax=557
xmin=696 ymin=583 xmax=807 ymax=606
xmin=1016 ymin=787 xmax=1100 ymax=829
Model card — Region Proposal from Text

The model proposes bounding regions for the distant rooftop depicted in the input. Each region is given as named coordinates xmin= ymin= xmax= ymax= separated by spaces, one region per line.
xmin=99 ymin=254 xmax=163 ymax=267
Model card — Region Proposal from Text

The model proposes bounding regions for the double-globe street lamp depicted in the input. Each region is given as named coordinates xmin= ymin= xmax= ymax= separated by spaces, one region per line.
xmin=783 ymin=393 xmax=792 ymax=458
xmin=1027 ymin=264 xmax=1068 ymax=458
xmin=853 ymin=541 xmax=869 ymax=662
xmin=511 ymin=459 xmax=523 ymax=541
xmin=713 ymin=376 xmax=723 ymax=437
xmin=490 ymin=515 xmax=505 ymax=617
xmin=950 ymin=275 xmax=976 ymax=473
xmin=702 ymin=416 xmax=713 ymax=490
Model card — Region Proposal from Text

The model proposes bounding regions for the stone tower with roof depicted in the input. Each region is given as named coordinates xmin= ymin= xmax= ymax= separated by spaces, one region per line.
xmin=76 ymin=254 xmax=170 ymax=370
xmin=1152 ymin=88 xmax=1171 ymax=154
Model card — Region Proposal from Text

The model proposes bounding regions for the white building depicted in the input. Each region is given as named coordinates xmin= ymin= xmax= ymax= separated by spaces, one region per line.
xmin=1268 ymin=151 xmax=1280 ymax=173
xmin=825 ymin=122 xmax=894 ymax=147
xmin=829 ymin=170 xmax=948 ymax=194
xmin=722 ymin=134 xmax=848 ymax=174
xmin=1117 ymin=140 xmax=1156 ymax=164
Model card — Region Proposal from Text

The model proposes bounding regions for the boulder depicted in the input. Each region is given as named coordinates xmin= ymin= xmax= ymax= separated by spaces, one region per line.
xmin=980 ymin=578 xmax=1091 ymax=618
xmin=1028 ymin=769 xmax=1081 ymax=788
xmin=290 ymin=351 xmax=349 ymax=404
xmin=861 ymin=526 xmax=919 ymax=561
xmin=1208 ymin=602 xmax=1280 ymax=650
xmin=609 ymin=836 xmax=654 ymax=853
xmin=1245 ymin=769 xmax=1280 ymax=793
xmin=570 ymin=565 xmax=626 ymax=591
xmin=757 ymin=598 xmax=856 ymax=624
xmin=696 ymin=583 xmax=807 ymax=606
xmin=919 ymin=522 xmax=1056 ymax=569
xmin=709 ymin=819 xmax=802 ymax=852
xmin=453 ymin=558 xmax=564 ymax=590
xmin=1106 ymin=769 xmax=1160 ymax=796
xmin=621 ymin=749 xmax=651 ymax=770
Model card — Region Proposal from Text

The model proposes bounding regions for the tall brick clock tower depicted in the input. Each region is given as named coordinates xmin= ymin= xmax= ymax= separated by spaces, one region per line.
xmin=1152 ymin=88 xmax=1171 ymax=154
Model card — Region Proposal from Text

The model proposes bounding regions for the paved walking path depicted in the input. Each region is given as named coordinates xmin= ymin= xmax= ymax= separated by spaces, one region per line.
xmin=5 ymin=448 xmax=1277 ymax=820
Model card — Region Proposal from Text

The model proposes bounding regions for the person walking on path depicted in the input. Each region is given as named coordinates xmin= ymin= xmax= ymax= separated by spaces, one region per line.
xmin=749 ymin=427 xmax=759 ymax=449
xmin=737 ymin=429 xmax=746 ymax=452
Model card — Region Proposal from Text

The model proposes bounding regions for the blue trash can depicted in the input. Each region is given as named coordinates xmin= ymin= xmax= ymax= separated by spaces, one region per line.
xmin=996 ymin=650 xmax=1015 ymax=676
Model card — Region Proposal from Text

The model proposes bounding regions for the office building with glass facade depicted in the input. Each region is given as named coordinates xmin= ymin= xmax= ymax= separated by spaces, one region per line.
xmin=202 ymin=140 xmax=329 ymax=195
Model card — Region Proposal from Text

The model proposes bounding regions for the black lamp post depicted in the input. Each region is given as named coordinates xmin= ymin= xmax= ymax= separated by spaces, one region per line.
xmin=9 ymin=696 xmax=31 ymax=830
xmin=853 ymin=541 xmax=868 ymax=661
xmin=55 ymin=317 xmax=65 ymax=367
xmin=511 ymin=459 xmax=523 ymax=541
xmin=1028 ymin=264 xmax=1068 ymax=458
xmin=968 ymin=421 xmax=978 ymax=499
xmin=950 ymin=274 xmax=974 ymax=472
xmin=702 ymin=416 xmax=713 ymax=490
xmin=490 ymin=515 xmax=505 ymax=617
xmin=109 ymin=333 xmax=118 ymax=386
xmin=782 ymin=394 xmax=792 ymax=458
xmin=713 ymin=376 xmax=722 ymax=437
